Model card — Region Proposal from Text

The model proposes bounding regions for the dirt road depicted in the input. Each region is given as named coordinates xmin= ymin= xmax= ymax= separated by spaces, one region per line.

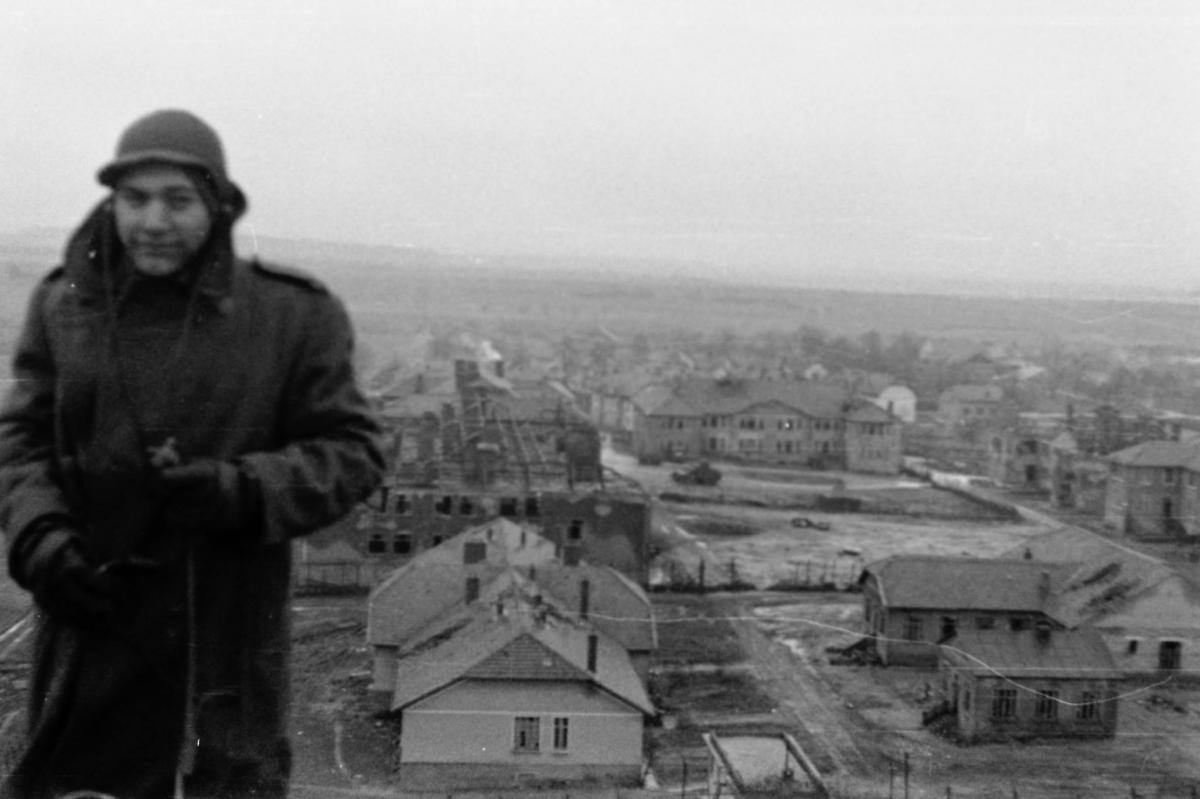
xmin=710 ymin=593 xmax=884 ymax=778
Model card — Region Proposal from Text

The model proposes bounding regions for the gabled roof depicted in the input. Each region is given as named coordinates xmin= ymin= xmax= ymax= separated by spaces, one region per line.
xmin=1106 ymin=439 xmax=1200 ymax=470
xmin=844 ymin=401 xmax=896 ymax=424
xmin=636 ymin=378 xmax=851 ymax=419
xmin=534 ymin=562 xmax=657 ymax=652
xmin=631 ymin=384 xmax=678 ymax=415
xmin=368 ymin=520 xmax=657 ymax=653
xmin=367 ymin=520 xmax=559 ymax=647
xmin=943 ymin=628 xmax=1121 ymax=680
xmin=863 ymin=556 xmax=1074 ymax=613
xmin=1002 ymin=527 xmax=1188 ymax=627
xmin=388 ymin=608 xmax=655 ymax=714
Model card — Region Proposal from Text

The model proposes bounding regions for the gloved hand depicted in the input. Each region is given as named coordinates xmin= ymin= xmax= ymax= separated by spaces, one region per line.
xmin=158 ymin=458 xmax=253 ymax=542
xmin=22 ymin=529 xmax=114 ymax=630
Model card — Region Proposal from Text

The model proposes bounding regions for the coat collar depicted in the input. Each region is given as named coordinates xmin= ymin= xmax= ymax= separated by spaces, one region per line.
xmin=62 ymin=200 xmax=238 ymax=314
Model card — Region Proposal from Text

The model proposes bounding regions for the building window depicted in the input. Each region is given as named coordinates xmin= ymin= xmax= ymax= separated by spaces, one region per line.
xmin=458 ymin=496 xmax=475 ymax=516
xmin=394 ymin=494 xmax=410 ymax=515
xmin=499 ymin=497 xmax=519 ymax=517
xmin=552 ymin=717 xmax=569 ymax=751
xmin=392 ymin=533 xmax=411 ymax=555
xmin=465 ymin=576 xmax=480 ymax=603
xmin=1126 ymin=638 xmax=1140 ymax=655
xmin=524 ymin=496 xmax=541 ymax=518
xmin=1034 ymin=690 xmax=1059 ymax=721
xmin=1165 ymin=468 xmax=1177 ymax=485
xmin=514 ymin=716 xmax=540 ymax=752
xmin=975 ymin=617 xmax=995 ymax=630
xmin=463 ymin=541 xmax=487 ymax=564
xmin=567 ymin=519 xmax=584 ymax=541
xmin=1077 ymin=692 xmax=1099 ymax=721
xmin=992 ymin=688 xmax=1017 ymax=719
xmin=367 ymin=533 xmax=386 ymax=554
xmin=903 ymin=616 xmax=923 ymax=641
xmin=434 ymin=495 xmax=453 ymax=516
xmin=1010 ymin=617 xmax=1029 ymax=632
xmin=940 ymin=616 xmax=957 ymax=641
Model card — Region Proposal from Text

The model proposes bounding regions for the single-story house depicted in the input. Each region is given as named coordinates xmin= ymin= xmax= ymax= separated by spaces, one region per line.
xmin=934 ymin=625 xmax=1122 ymax=743
xmin=381 ymin=595 xmax=655 ymax=790
xmin=860 ymin=556 xmax=1074 ymax=666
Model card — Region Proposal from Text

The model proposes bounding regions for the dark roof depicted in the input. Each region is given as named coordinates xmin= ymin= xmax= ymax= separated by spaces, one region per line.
xmin=387 ymin=608 xmax=655 ymax=714
xmin=865 ymin=556 xmax=1074 ymax=613
xmin=637 ymin=378 xmax=851 ymax=419
xmin=942 ymin=628 xmax=1121 ymax=679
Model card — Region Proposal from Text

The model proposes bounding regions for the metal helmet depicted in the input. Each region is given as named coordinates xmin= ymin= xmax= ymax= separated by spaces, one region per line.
xmin=97 ymin=109 xmax=234 ymax=196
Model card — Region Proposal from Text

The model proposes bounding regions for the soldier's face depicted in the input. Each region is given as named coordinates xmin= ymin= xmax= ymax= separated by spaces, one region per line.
xmin=112 ymin=164 xmax=213 ymax=277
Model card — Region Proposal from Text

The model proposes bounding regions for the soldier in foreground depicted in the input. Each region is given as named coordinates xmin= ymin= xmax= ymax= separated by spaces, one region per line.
xmin=0 ymin=109 xmax=386 ymax=798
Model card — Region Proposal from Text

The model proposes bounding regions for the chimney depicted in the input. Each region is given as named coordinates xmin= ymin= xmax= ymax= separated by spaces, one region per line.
xmin=1034 ymin=619 xmax=1052 ymax=645
xmin=579 ymin=579 xmax=590 ymax=620
xmin=586 ymin=634 xmax=598 ymax=673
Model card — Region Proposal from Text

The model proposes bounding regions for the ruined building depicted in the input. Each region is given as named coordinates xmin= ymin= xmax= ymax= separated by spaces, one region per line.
xmin=296 ymin=358 xmax=652 ymax=588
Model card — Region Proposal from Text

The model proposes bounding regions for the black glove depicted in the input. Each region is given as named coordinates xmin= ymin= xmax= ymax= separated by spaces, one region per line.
xmin=22 ymin=529 xmax=114 ymax=629
xmin=158 ymin=458 xmax=253 ymax=542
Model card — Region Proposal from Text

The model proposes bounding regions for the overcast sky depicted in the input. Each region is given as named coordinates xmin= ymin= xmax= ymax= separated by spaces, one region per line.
xmin=2 ymin=0 xmax=1198 ymax=291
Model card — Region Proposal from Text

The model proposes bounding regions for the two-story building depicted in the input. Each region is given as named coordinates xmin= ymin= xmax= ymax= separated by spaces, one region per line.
xmin=632 ymin=377 xmax=902 ymax=474
xmin=1103 ymin=439 xmax=1200 ymax=539
xmin=937 ymin=384 xmax=1007 ymax=435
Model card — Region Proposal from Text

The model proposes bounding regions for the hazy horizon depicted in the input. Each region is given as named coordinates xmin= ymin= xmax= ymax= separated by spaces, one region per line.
xmin=4 ymin=1 xmax=1198 ymax=296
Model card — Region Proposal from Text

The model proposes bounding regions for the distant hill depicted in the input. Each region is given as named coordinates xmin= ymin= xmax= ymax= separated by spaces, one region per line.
xmin=3 ymin=230 xmax=1200 ymax=356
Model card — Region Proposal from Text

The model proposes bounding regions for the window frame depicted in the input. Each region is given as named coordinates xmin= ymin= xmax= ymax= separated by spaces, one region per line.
xmin=991 ymin=687 xmax=1017 ymax=720
xmin=902 ymin=615 xmax=923 ymax=641
xmin=513 ymin=716 xmax=540 ymax=753
xmin=552 ymin=716 xmax=569 ymax=752
xmin=1077 ymin=692 xmax=1100 ymax=721
xmin=1034 ymin=690 xmax=1059 ymax=722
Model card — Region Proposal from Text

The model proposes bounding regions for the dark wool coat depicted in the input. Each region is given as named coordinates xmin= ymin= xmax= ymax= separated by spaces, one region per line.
xmin=0 ymin=203 xmax=386 ymax=798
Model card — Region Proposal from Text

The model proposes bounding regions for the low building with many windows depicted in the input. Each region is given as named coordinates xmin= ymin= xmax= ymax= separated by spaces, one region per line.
xmin=859 ymin=556 xmax=1072 ymax=666
xmin=933 ymin=626 xmax=1122 ymax=743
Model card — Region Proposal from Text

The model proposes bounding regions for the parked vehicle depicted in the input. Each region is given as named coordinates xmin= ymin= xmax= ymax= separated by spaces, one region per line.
xmin=671 ymin=461 xmax=722 ymax=486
